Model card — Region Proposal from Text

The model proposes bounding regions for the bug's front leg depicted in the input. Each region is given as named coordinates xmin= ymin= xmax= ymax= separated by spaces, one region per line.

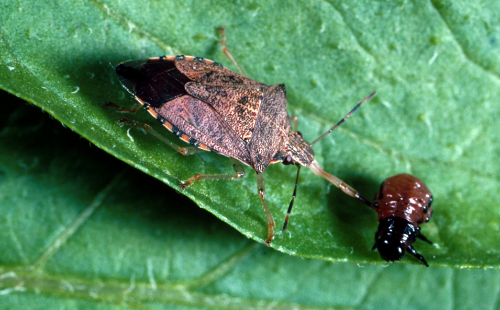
xmin=179 ymin=159 xmax=246 ymax=190
xmin=255 ymin=172 xmax=276 ymax=245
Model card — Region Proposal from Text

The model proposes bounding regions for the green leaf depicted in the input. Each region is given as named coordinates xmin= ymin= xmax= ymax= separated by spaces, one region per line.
xmin=2 ymin=93 xmax=500 ymax=310
xmin=1 ymin=1 xmax=500 ymax=306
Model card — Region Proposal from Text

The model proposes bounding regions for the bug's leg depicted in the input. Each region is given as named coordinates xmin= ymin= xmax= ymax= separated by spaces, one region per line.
xmin=179 ymin=159 xmax=246 ymax=190
xmin=309 ymin=160 xmax=372 ymax=206
xmin=418 ymin=233 xmax=433 ymax=244
xmin=117 ymin=119 xmax=201 ymax=156
xmin=255 ymin=172 xmax=275 ymax=245
xmin=289 ymin=114 xmax=299 ymax=133
xmin=104 ymin=101 xmax=143 ymax=114
xmin=217 ymin=27 xmax=247 ymax=76
xmin=407 ymin=245 xmax=429 ymax=267
xmin=282 ymin=165 xmax=301 ymax=233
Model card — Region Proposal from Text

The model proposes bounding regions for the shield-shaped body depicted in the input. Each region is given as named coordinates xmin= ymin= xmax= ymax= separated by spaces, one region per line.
xmin=116 ymin=55 xmax=300 ymax=174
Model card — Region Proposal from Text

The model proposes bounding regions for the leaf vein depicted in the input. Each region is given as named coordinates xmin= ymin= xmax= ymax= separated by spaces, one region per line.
xmin=429 ymin=0 xmax=500 ymax=82
xmin=321 ymin=0 xmax=377 ymax=62
xmin=31 ymin=171 xmax=126 ymax=271
xmin=88 ymin=0 xmax=178 ymax=55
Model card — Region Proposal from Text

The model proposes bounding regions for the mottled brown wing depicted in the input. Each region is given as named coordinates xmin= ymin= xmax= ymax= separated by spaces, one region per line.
xmin=185 ymin=83 xmax=264 ymax=144
xmin=177 ymin=59 xmax=290 ymax=173
xmin=248 ymin=84 xmax=290 ymax=173
xmin=175 ymin=58 xmax=266 ymax=87
xmin=154 ymin=94 xmax=252 ymax=165
xmin=116 ymin=57 xmax=253 ymax=165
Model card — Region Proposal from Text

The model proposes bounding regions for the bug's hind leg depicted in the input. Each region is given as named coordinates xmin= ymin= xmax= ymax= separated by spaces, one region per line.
xmin=180 ymin=159 xmax=246 ymax=190
xmin=117 ymin=119 xmax=202 ymax=156
xmin=256 ymin=172 xmax=276 ymax=245
xmin=181 ymin=162 xmax=275 ymax=245
xmin=218 ymin=27 xmax=247 ymax=76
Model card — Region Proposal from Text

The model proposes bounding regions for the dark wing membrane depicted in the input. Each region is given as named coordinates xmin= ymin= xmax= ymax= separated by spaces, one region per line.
xmin=116 ymin=59 xmax=191 ymax=108
xmin=155 ymin=95 xmax=252 ymax=165
xmin=248 ymin=84 xmax=289 ymax=173
xmin=185 ymin=82 xmax=264 ymax=143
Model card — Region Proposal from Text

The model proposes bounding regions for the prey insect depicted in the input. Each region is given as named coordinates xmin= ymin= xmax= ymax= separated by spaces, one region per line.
xmin=368 ymin=174 xmax=433 ymax=266
xmin=106 ymin=29 xmax=375 ymax=244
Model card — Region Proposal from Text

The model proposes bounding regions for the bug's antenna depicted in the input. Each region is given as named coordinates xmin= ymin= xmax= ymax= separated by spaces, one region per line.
xmin=282 ymin=165 xmax=301 ymax=233
xmin=310 ymin=91 xmax=376 ymax=147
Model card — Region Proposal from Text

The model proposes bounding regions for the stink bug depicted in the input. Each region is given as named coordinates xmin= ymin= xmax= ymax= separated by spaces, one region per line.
xmin=106 ymin=29 xmax=375 ymax=244
xmin=370 ymin=173 xmax=434 ymax=266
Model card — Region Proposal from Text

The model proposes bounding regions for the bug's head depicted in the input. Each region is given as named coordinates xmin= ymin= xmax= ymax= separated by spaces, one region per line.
xmin=372 ymin=217 xmax=418 ymax=263
xmin=283 ymin=131 xmax=314 ymax=167
xmin=281 ymin=92 xmax=376 ymax=233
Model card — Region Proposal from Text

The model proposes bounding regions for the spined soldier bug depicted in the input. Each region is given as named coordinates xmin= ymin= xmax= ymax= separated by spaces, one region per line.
xmin=106 ymin=28 xmax=375 ymax=244
xmin=370 ymin=173 xmax=434 ymax=266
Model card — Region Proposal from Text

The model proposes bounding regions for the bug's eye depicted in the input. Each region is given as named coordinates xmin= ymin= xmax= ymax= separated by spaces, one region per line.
xmin=283 ymin=155 xmax=294 ymax=165
xmin=296 ymin=131 xmax=303 ymax=139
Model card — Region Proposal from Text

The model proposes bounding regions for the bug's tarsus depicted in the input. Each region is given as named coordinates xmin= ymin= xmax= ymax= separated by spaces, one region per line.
xmin=104 ymin=101 xmax=143 ymax=114
xmin=218 ymin=27 xmax=247 ymax=76
xmin=310 ymin=91 xmax=377 ymax=147
xmin=282 ymin=165 xmax=301 ymax=233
